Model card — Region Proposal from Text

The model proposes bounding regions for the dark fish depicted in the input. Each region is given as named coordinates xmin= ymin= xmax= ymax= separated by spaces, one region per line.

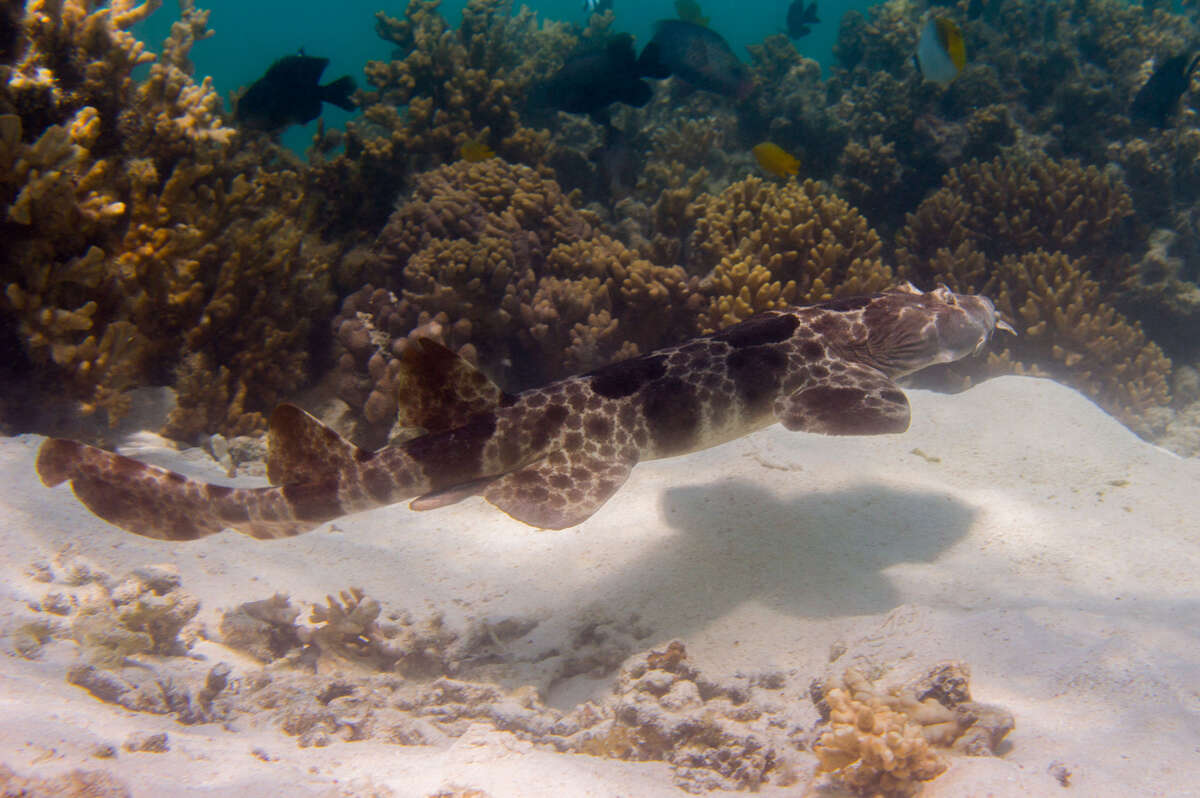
xmin=1131 ymin=52 xmax=1200 ymax=128
xmin=786 ymin=1 xmax=819 ymax=39
xmin=235 ymin=54 xmax=357 ymax=132
xmin=636 ymin=19 xmax=754 ymax=100
xmin=529 ymin=34 xmax=652 ymax=116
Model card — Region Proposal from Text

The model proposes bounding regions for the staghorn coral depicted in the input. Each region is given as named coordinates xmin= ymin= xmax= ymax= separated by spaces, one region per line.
xmin=810 ymin=663 xmax=1013 ymax=798
xmin=689 ymin=177 xmax=892 ymax=331
xmin=0 ymin=0 xmax=337 ymax=439
xmin=330 ymin=159 xmax=702 ymax=437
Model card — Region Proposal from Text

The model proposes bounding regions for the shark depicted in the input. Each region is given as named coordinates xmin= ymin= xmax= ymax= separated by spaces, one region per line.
xmin=36 ymin=284 xmax=1013 ymax=541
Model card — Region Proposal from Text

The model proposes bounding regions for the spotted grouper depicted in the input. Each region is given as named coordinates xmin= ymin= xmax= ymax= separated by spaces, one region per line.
xmin=36 ymin=284 xmax=1014 ymax=539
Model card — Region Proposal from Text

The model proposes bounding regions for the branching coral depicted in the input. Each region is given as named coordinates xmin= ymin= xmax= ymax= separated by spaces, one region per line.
xmin=895 ymin=156 xmax=1169 ymax=428
xmin=811 ymin=663 xmax=1014 ymax=798
xmin=0 ymin=0 xmax=336 ymax=439
xmin=307 ymin=0 xmax=574 ymax=235
xmin=917 ymin=246 xmax=1172 ymax=431
xmin=689 ymin=177 xmax=892 ymax=331
xmin=329 ymin=159 xmax=702 ymax=436
xmin=896 ymin=155 xmax=1135 ymax=286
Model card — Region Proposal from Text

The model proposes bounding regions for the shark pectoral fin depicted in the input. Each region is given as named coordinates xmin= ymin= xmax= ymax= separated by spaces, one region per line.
xmin=481 ymin=449 xmax=636 ymax=530
xmin=409 ymin=476 xmax=499 ymax=511
xmin=397 ymin=338 xmax=513 ymax=432
xmin=775 ymin=367 xmax=911 ymax=435
xmin=267 ymin=403 xmax=371 ymax=486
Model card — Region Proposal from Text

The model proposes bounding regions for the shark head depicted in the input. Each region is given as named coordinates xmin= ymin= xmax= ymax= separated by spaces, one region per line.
xmin=854 ymin=283 xmax=1015 ymax=378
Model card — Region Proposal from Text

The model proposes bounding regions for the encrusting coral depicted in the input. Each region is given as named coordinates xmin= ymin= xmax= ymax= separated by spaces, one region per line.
xmin=689 ymin=176 xmax=893 ymax=331
xmin=0 ymin=0 xmax=337 ymax=439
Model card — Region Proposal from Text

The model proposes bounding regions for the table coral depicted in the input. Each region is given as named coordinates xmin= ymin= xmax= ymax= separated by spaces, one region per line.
xmin=0 ymin=0 xmax=336 ymax=439
xmin=689 ymin=176 xmax=892 ymax=331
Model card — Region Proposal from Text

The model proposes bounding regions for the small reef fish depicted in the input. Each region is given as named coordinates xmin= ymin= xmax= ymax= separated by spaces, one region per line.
xmin=753 ymin=142 xmax=800 ymax=177
xmin=786 ymin=0 xmax=820 ymax=39
xmin=528 ymin=34 xmax=652 ymax=116
xmin=235 ymin=54 xmax=356 ymax=131
xmin=637 ymin=20 xmax=754 ymax=100
xmin=1131 ymin=52 xmax=1200 ymax=128
xmin=36 ymin=286 xmax=1013 ymax=539
xmin=459 ymin=137 xmax=495 ymax=162
xmin=915 ymin=17 xmax=966 ymax=87
xmin=674 ymin=0 xmax=709 ymax=27
xmin=582 ymin=0 xmax=614 ymax=16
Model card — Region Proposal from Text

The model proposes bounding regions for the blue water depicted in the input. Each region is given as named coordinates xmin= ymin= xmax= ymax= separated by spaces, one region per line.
xmin=136 ymin=0 xmax=874 ymax=153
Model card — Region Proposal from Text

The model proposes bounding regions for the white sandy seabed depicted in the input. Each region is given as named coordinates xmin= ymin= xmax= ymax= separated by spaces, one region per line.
xmin=0 ymin=375 xmax=1197 ymax=797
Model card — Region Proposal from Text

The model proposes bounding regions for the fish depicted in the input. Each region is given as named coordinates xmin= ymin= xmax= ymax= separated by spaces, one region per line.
xmin=459 ymin=137 xmax=495 ymax=162
xmin=915 ymin=17 xmax=966 ymax=87
xmin=786 ymin=0 xmax=820 ymax=39
xmin=235 ymin=53 xmax=357 ymax=132
xmin=674 ymin=0 xmax=709 ymax=27
xmin=36 ymin=285 xmax=1013 ymax=539
xmin=528 ymin=34 xmax=652 ymax=116
xmin=582 ymin=0 xmax=614 ymax=16
xmin=637 ymin=19 xmax=754 ymax=100
xmin=753 ymin=142 xmax=800 ymax=177
xmin=1130 ymin=52 xmax=1200 ymax=128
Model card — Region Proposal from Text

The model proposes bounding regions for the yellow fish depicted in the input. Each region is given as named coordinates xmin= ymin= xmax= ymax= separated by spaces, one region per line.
xmin=460 ymin=137 xmax=495 ymax=162
xmin=753 ymin=142 xmax=800 ymax=177
xmin=916 ymin=17 xmax=966 ymax=86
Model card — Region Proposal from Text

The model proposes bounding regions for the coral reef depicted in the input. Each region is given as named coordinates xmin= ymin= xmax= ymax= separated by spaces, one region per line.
xmin=305 ymin=0 xmax=575 ymax=235
xmin=896 ymin=157 xmax=1171 ymax=429
xmin=0 ymin=0 xmax=337 ymax=439
xmin=689 ymin=177 xmax=893 ymax=331
xmin=329 ymin=159 xmax=701 ymax=437
xmin=810 ymin=663 xmax=1013 ymax=797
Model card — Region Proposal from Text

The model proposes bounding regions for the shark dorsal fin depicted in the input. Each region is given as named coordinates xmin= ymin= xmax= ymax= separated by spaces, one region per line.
xmin=266 ymin=403 xmax=370 ymax=486
xmin=395 ymin=338 xmax=511 ymax=432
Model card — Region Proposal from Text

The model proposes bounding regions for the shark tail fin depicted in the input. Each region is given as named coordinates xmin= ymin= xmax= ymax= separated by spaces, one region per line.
xmin=393 ymin=338 xmax=512 ymax=432
xmin=36 ymin=438 xmax=324 ymax=540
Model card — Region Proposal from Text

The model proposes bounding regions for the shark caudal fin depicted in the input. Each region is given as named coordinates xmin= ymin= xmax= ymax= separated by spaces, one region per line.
xmin=36 ymin=438 xmax=322 ymax=540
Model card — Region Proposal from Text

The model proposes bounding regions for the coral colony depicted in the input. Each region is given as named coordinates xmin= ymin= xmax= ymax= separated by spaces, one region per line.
xmin=6 ymin=0 xmax=1200 ymax=791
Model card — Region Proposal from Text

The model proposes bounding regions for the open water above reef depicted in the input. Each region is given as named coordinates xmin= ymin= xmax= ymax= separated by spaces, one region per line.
xmin=134 ymin=0 xmax=875 ymax=153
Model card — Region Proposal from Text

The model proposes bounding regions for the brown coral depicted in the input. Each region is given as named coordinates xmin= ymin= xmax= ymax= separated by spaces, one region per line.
xmin=690 ymin=177 xmax=892 ymax=331
xmin=895 ymin=156 xmax=1170 ymax=429
xmin=330 ymin=159 xmax=701 ymax=436
xmin=0 ymin=0 xmax=337 ymax=439
xmin=896 ymin=155 xmax=1135 ymax=287
xmin=918 ymin=246 xmax=1172 ymax=430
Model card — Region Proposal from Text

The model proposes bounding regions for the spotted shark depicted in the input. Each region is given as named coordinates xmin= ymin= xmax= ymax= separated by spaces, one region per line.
xmin=36 ymin=285 xmax=1013 ymax=540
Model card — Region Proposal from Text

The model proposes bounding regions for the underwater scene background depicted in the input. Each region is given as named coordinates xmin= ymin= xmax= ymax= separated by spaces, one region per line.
xmin=3 ymin=0 xmax=1200 ymax=453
